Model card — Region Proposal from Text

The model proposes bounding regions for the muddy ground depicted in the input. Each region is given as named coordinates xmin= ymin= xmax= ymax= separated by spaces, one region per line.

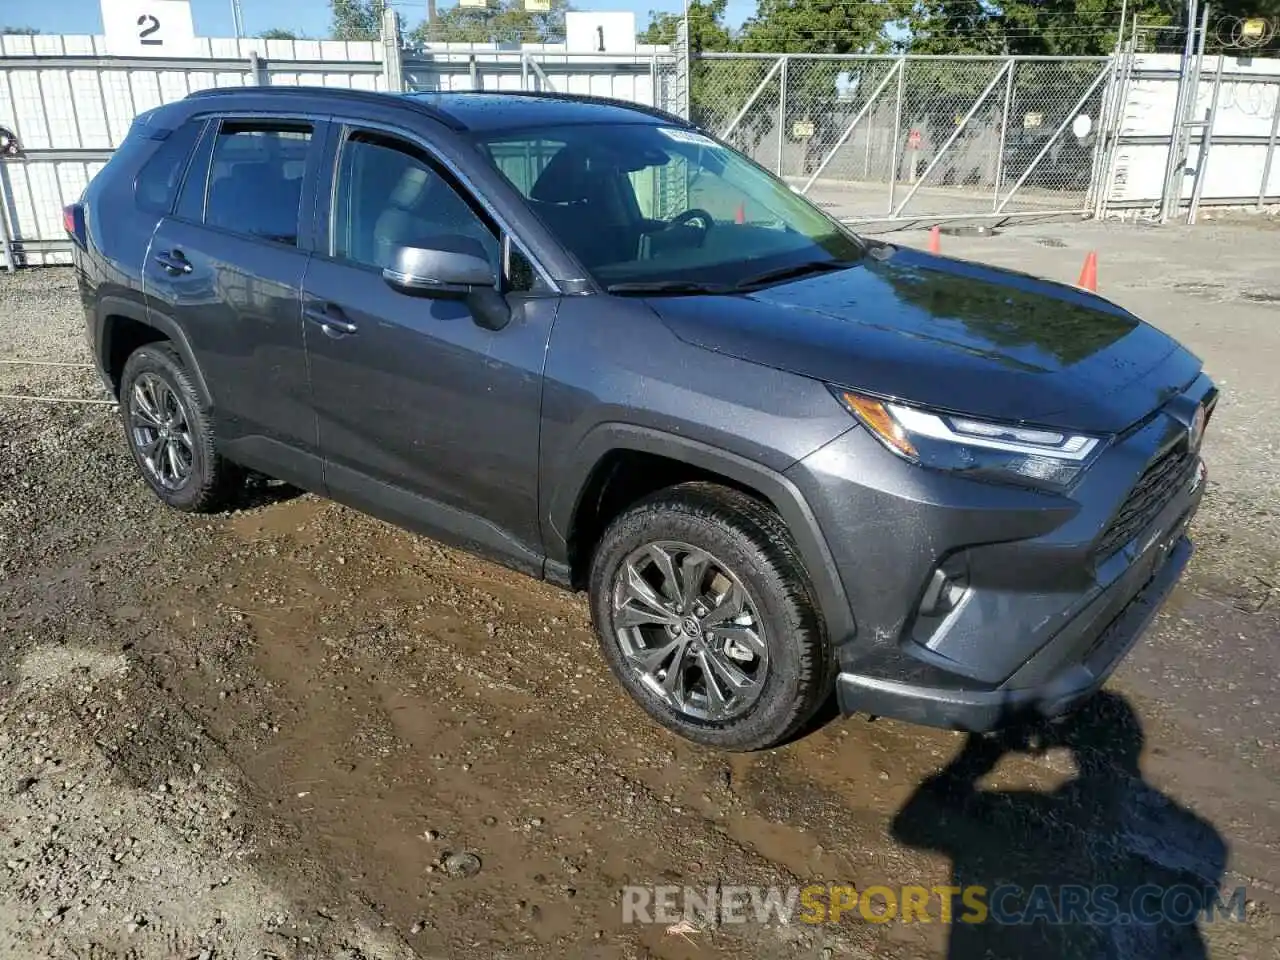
xmin=1 ymin=220 xmax=1278 ymax=959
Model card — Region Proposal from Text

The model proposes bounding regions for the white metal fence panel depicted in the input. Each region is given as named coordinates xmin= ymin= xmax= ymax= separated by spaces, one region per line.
xmin=5 ymin=31 xmax=1280 ymax=266
xmin=0 ymin=34 xmax=387 ymax=267
xmin=401 ymin=48 xmax=677 ymax=113
xmin=1102 ymin=52 xmax=1280 ymax=213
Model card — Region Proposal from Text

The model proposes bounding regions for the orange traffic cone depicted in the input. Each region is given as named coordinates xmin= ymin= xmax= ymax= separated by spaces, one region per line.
xmin=1077 ymin=251 xmax=1098 ymax=292
xmin=928 ymin=225 xmax=941 ymax=254
xmin=735 ymin=203 xmax=746 ymax=225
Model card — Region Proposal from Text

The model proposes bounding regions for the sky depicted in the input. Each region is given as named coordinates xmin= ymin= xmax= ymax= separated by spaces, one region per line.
xmin=0 ymin=0 xmax=757 ymax=39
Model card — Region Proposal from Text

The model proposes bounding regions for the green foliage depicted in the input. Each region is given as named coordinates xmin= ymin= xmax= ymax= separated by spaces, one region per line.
xmin=907 ymin=0 xmax=1177 ymax=57
xmin=409 ymin=0 xmax=570 ymax=45
xmin=739 ymin=0 xmax=906 ymax=55
xmin=259 ymin=28 xmax=300 ymax=40
xmin=1 ymin=26 xmax=40 ymax=35
xmin=638 ymin=0 xmax=731 ymax=50
xmin=330 ymin=0 xmax=392 ymax=41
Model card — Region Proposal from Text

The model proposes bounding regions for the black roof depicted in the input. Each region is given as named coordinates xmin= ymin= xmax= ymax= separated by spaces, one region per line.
xmin=407 ymin=91 xmax=689 ymax=132
xmin=184 ymin=86 xmax=688 ymax=134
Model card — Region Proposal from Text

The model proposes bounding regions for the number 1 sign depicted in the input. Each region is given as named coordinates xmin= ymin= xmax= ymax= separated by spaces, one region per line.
xmin=101 ymin=0 xmax=198 ymax=56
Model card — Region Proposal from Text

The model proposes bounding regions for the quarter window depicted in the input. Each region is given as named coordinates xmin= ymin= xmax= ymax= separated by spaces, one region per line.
xmin=205 ymin=121 xmax=313 ymax=246
xmin=135 ymin=119 xmax=205 ymax=215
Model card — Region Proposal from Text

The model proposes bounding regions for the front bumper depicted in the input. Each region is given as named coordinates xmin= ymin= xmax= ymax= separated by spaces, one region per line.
xmin=785 ymin=375 xmax=1213 ymax=731
xmin=835 ymin=533 xmax=1190 ymax=730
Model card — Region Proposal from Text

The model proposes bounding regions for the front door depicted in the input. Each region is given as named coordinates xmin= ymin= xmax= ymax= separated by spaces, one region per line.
xmin=302 ymin=125 xmax=556 ymax=574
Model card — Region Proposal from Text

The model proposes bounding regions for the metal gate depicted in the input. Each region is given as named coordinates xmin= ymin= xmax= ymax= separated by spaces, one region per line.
xmin=692 ymin=53 xmax=1113 ymax=225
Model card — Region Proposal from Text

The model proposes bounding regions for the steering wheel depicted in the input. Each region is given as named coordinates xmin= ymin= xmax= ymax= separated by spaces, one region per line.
xmin=666 ymin=208 xmax=716 ymax=244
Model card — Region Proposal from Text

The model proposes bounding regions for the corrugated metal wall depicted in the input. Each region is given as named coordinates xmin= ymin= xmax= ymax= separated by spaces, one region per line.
xmin=0 ymin=33 xmax=386 ymax=267
xmin=0 ymin=36 xmax=679 ymax=268
xmin=1104 ymin=52 xmax=1280 ymax=211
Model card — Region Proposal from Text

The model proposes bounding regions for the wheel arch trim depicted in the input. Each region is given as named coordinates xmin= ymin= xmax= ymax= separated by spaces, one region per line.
xmin=96 ymin=296 xmax=212 ymax=407
xmin=546 ymin=423 xmax=855 ymax=643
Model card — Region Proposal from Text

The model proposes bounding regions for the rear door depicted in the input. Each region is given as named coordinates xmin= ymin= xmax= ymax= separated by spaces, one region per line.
xmin=144 ymin=115 xmax=328 ymax=489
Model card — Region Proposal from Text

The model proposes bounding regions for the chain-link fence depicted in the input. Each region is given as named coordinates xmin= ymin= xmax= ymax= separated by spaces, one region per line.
xmin=692 ymin=54 xmax=1112 ymax=223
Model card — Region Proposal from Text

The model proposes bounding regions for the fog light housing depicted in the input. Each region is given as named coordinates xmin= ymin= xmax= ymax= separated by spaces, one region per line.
xmin=919 ymin=565 xmax=969 ymax=617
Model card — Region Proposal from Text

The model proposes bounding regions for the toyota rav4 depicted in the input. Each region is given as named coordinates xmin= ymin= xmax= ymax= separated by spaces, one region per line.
xmin=71 ymin=88 xmax=1214 ymax=751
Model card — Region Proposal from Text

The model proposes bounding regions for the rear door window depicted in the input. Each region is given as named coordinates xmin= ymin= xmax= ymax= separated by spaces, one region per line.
xmin=204 ymin=121 xmax=314 ymax=246
xmin=135 ymin=119 xmax=206 ymax=215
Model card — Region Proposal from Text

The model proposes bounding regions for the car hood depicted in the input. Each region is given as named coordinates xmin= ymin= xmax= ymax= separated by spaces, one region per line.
xmin=648 ymin=246 xmax=1201 ymax=434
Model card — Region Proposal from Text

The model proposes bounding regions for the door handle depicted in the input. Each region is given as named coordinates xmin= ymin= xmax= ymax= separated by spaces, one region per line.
xmin=303 ymin=304 xmax=358 ymax=337
xmin=154 ymin=250 xmax=192 ymax=275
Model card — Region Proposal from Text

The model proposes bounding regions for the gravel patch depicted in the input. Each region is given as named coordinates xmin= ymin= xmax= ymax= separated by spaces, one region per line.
xmin=1 ymin=263 xmax=1277 ymax=958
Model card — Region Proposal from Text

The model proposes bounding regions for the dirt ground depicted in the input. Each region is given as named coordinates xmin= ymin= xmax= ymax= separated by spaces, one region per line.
xmin=1 ymin=218 xmax=1278 ymax=960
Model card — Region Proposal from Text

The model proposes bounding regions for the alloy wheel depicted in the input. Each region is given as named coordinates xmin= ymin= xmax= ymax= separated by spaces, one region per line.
xmin=610 ymin=540 xmax=769 ymax=722
xmin=128 ymin=372 xmax=195 ymax=491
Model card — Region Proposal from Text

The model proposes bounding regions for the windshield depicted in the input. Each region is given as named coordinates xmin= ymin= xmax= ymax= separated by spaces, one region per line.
xmin=474 ymin=123 xmax=864 ymax=290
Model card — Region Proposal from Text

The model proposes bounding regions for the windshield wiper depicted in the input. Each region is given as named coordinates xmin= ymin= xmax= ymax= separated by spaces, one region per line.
xmin=734 ymin=258 xmax=859 ymax=291
xmin=606 ymin=280 xmax=732 ymax=296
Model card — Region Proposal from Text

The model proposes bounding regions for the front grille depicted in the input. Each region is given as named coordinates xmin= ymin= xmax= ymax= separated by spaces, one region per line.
xmin=1095 ymin=442 xmax=1197 ymax=560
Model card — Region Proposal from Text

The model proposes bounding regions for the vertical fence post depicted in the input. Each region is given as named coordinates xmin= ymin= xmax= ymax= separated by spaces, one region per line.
xmin=247 ymin=51 xmax=268 ymax=86
xmin=1088 ymin=11 xmax=1128 ymax=217
xmin=992 ymin=59 xmax=1016 ymax=210
xmin=0 ymin=170 xmax=15 ymax=271
xmin=1187 ymin=53 xmax=1224 ymax=224
xmin=886 ymin=57 xmax=906 ymax=215
xmin=1162 ymin=4 xmax=1209 ymax=222
xmin=1097 ymin=16 xmax=1140 ymax=220
xmin=1159 ymin=16 xmax=1196 ymax=222
xmin=649 ymin=54 xmax=658 ymax=109
xmin=381 ymin=5 xmax=405 ymax=93
xmin=677 ymin=17 xmax=691 ymax=120
xmin=776 ymin=57 xmax=787 ymax=176
xmin=1258 ymin=82 xmax=1280 ymax=210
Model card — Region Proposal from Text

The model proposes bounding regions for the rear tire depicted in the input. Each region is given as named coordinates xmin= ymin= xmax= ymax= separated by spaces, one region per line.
xmin=589 ymin=482 xmax=832 ymax=751
xmin=119 ymin=343 xmax=243 ymax=513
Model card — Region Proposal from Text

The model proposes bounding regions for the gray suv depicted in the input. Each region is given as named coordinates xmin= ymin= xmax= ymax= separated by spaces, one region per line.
xmin=71 ymin=88 xmax=1214 ymax=750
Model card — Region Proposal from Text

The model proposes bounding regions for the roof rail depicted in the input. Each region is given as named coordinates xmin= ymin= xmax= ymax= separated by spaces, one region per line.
xmin=185 ymin=86 xmax=467 ymax=131
xmin=412 ymin=89 xmax=693 ymax=129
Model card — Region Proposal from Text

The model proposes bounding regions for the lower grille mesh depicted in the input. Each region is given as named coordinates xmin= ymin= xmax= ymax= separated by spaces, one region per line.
xmin=1096 ymin=443 xmax=1196 ymax=560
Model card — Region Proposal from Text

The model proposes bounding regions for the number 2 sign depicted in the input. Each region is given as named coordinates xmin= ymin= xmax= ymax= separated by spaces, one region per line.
xmin=101 ymin=0 xmax=198 ymax=56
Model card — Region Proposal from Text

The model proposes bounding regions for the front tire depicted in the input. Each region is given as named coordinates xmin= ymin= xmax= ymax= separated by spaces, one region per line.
xmin=589 ymin=482 xmax=832 ymax=751
xmin=119 ymin=343 xmax=242 ymax=513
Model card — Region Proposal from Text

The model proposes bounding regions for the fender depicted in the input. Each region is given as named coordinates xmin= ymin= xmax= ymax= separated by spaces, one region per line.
xmin=95 ymin=295 xmax=214 ymax=407
xmin=546 ymin=423 xmax=856 ymax=643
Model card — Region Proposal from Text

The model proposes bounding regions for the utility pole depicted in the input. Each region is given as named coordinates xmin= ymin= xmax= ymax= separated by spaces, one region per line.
xmin=230 ymin=0 xmax=245 ymax=38
xmin=427 ymin=0 xmax=437 ymax=41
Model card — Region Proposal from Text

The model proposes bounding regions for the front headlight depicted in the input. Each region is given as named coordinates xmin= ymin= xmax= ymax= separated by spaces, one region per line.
xmin=833 ymin=389 xmax=1106 ymax=491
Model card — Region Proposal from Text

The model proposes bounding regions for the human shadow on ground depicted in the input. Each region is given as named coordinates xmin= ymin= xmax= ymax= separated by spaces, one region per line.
xmin=891 ymin=692 xmax=1230 ymax=959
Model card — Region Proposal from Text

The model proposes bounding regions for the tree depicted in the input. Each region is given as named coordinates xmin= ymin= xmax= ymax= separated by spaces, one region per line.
xmin=330 ymin=0 xmax=392 ymax=41
xmin=638 ymin=0 xmax=731 ymax=51
xmin=739 ymin=0 xmax=905 ymax=54
xmin=260 ymin=28 xmax=300 ymax=40
xmin=410 ymin=0 xmax=570 ymax=45
xmin=906 ymin=0 xmax=1177 ymax=57
xmin=1 ymin=26 xmax=40 ymax=34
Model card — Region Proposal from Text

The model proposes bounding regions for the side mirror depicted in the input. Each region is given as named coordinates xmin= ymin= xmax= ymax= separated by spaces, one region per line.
xmin=382 ymin=235 xmax=511 ymax=331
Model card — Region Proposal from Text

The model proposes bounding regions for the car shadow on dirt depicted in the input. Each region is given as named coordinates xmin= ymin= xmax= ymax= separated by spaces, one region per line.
xmin=891 ymin=691 xmax=1229 ymax=959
